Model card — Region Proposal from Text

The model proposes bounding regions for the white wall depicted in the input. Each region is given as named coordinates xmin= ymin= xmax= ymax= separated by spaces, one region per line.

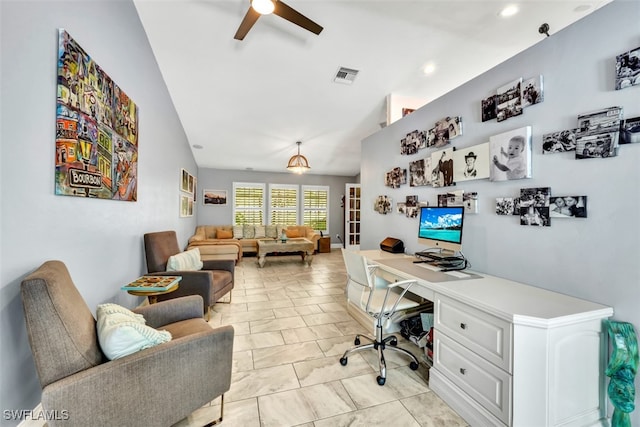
xmin=197 ymin=168 xmax=356 ymax=244
xmin=361 ymin=1 xmax=639 ymax=423
xmin=0 ymin=1 xmax=198 ymax=424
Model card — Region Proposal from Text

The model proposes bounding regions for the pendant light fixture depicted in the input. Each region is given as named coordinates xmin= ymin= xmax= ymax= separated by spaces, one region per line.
xmin=287 ymin=141 xmax=311 ymax=174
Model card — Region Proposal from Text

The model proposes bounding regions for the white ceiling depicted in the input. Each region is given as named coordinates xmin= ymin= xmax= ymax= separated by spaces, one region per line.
xmin=134 ymin=0 xmax=611 ymax=176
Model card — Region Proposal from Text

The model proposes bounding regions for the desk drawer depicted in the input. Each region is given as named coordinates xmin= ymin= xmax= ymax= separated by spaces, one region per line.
xmin=435 ymin=294 xmax=512 ymax=373
xmin=434 ymin=331 xmax=512 ymax=425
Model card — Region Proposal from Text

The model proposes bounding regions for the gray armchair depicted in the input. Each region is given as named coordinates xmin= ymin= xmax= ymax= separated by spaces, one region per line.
xmin=144 ymin=231 xmax=235 ymax=317
xmin=21 ymin=260 xmax=234 ymax=427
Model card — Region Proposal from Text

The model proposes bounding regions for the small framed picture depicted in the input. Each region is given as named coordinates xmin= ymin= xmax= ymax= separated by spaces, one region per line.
xmin=180 ymin=168 xmax=190 ymax=193
xmin=203 ymin=189 xmax=227 ymax=206
xmin=180 ymin=194 xmax=193 ymax=217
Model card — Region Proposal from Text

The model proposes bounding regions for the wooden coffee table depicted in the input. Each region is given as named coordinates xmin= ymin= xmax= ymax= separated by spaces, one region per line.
xmin=257 ymin=238 xmax=314 ymax=268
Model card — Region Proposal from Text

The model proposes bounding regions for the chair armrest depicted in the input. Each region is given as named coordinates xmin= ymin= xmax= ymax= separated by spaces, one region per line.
xmin=188 ymin=226 xmax=206 ymax=244
xmin=132 ymin=295 xmax=203 ymax=328
xmin=42 ymin=325 xmax=234 ymax=427
xmin=202 ymin=259 xmax=235 ymax=274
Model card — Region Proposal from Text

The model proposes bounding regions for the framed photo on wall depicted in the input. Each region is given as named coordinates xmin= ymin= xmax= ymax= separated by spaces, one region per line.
xmin=180 ymin=194 xmax=193 ymax=217
xmin=180 ymin=168 xmax=190 ymax=193
xmin=203 ymin=189 xmax=227 ymax=206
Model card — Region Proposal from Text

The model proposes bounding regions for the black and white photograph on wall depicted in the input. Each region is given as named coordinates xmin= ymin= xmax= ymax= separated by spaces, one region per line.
xmin=430 ymin=147 xmax=455 ymax=187
xmin=489 ymin=126 xmax=532 ymax=181
xmin=426 ymin=127 xmax=437 ymax=147
xmin=496 ymin=77 xmax=523 ymax=122
xmin=519 ymin=187 xmax=550 ymax=208
xmin=550 ymin=196 xmax=588 ymax=218
xmin=521 ymin=75 xmax=544 ymax=108
xmin=432 ymin=118 xmax=452 ymax=148
xmin=519 ymin=191 xmax=550 ymax=226
xmin=446 ymin=190 xmax=464 ymax=207
xmin=374 ymin=195 xmax=392 ymax=214
xmin=620 ymin=116 xmax=640 ymax=144
xmin=417 ymin=130 xmax=427 ymax=149
xmin=400 ymin=136 xmax=418 ymax=155
xmin=437 ymin=194 xmax=448 ymax=207
xmin=453 ymin=142 xmax=490 ymax=182
xmin=444 ymin=116 xmax=463 ymax=140
xmin=406 ymin=195 xmax=419 ymax=218
xmin=520 ymin=206 xmax=550 ymax=226
xmin=512 ymin=197 xmax=522 ymax=216
xmin=409 ymin=158 xmax=429 ymax=186
xmin=495 ymin=197 xmax=515 ymax=215
xmin=385 ymin=167 xmax=407 ymax=188
xmin=396 ymin=202 xmax=406 ymax=215
xmin=575 ymin=106 xmax=622 ymax=159
xmin=615 ymin=46 xmax=640 ymax=90
xmin=481 ymin=94 xmax=497 ymax=122
xmin=542 ymin=129 xmax=578 ymax=154
xmin=463 ymin=192 xmax=478 ymax=214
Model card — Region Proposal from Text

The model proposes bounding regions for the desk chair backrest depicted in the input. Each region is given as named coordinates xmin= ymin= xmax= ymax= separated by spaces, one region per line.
xmin=341 ymin=248 xmax=378 ymax=313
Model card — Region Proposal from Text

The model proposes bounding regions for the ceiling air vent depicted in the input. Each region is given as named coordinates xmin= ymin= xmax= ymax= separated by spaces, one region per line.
xmin=334 ymin=67 xmax=359 ymax=85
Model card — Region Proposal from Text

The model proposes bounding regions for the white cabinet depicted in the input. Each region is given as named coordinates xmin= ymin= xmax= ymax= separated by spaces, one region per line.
xmin=344 ymin=184 xmax=361 ymax=251
xmin=359 ymin=251 xmax=613 ymax=427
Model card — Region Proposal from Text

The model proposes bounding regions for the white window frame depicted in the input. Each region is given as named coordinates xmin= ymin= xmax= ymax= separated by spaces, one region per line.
xmin=232 ymin=182 xmax=266 ymax=225
xmin=268 ymin=184 xmax=299 ymax=225
xmin=302 ymin=185 xmax=329 ymax=233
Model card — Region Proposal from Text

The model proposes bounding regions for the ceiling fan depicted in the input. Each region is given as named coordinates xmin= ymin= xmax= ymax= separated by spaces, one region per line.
xmin=234 ymin=0 xmax=323 ymax=41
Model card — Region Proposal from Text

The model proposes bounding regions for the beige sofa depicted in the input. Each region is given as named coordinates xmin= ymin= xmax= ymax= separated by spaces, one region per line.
xmin=188 ymin=225 xmax=321 ymax=261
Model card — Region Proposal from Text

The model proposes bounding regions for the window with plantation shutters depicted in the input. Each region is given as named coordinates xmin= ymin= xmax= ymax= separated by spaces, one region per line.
xmin=302 ymin=186 xmax=329 ymax=232
xmin=233 ymin=183 xmax=265 ymax=225
xmin=269 ymin=185 xmax=298 ymax=225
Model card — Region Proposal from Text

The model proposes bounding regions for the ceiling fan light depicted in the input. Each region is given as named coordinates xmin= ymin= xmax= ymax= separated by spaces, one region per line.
xmin=287 ymin=141 xmax=311 ymax=174
xmin=251 ymin=0 xmax=275 ymax=15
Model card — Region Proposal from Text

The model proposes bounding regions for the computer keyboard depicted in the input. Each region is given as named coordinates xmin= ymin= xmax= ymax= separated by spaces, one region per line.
xmin=415 ymin=251 xmax=462 ymax=262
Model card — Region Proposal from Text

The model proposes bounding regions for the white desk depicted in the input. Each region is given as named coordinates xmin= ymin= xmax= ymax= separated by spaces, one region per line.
xmin=359 ymin=250 xmax=613 ymax=427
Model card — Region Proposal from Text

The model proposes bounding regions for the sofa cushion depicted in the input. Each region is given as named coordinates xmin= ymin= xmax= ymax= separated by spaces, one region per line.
xmin=96 ymin=304 xmax=171 ymax=360
xmin=166 ymin=248 xmax=203 ymax=271
xmin=232 ymin=225 xmax=244 ymax=239
xmin=243 ymin=224 xmax=255 ymax=239
xmin=254 ymin=225 xmax=266 ymax=238
xmin=285 ymin=229 xmax=301 ymax=238
xmin=217 ymin=229 xmax=233 ymax=239
xmin=265 ymin=225 xmax=277 ymax=238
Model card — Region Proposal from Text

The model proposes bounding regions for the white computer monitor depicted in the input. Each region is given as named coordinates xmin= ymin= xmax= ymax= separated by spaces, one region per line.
xmin=417 ymin=206 xmax=464 ymax=255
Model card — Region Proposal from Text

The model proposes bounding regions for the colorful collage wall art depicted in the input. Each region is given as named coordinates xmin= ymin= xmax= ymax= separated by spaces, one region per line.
xmin=55 ymin=29 xmax=138 ymax=201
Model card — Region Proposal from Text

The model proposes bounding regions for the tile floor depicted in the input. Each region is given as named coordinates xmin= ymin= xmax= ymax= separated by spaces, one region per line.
xmin=173 ymin=249 xmax=468 ymax=427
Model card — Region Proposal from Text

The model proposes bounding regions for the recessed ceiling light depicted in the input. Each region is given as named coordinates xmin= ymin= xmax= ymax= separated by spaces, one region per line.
xmin=192 ymin=144 xmax=203 ymax=149
xmin=423 ymin=63 xmax=436 ymax=75
xmin=574 ymin=4 xmax=591 ymax=12
xmin=499 ymin=5 xmax=519 ymax=17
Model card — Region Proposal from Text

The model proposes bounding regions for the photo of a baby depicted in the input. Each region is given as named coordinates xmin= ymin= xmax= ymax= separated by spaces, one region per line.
xmin=489 ymin=126 xmax=532 ymax=182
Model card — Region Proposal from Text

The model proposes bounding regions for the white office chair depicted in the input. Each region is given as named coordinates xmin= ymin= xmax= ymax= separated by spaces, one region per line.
xmin=340 ymin=249 xmax=421 ymax=385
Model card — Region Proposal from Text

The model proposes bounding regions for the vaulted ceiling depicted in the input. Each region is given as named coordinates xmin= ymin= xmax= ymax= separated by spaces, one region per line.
xmin=134 ymin=0 xmax=611 ymax=176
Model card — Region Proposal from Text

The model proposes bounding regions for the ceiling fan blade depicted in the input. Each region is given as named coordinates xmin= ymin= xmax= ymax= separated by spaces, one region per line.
xmin=234 ymin=7 xmax=261 ymax=40
xmin=273 ymin=1 xmax=323 ymax=35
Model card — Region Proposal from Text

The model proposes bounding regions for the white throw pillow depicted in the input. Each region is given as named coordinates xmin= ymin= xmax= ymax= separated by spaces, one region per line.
xmin=96 ymin=304 xmax=171 ymax=360
xmin=254 ymin=225 xmax=266 ymax=238
xmin=166 ymin=248 xmax=203 ymax=271
xmin=232 ymin=225 xmax=244 ymax=239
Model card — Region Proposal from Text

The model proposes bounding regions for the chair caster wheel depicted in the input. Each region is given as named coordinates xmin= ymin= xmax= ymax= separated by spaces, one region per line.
xmin=354 ymin=337 xmax=360 ymax=345
xmin=389 ymin=338 xmax=398 ymax=346
xmin=377 ymin=376 xmax=386 ymax=386
xmin=410 ymin=361 xmax=419 ymax=370
xmin=340 ymin=357 xmax=348 ymax=366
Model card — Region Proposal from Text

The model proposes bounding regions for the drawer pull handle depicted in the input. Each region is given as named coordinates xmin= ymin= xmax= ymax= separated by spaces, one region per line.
xmin=460 ymin=323 xmax=467 ymax=330
xmin=460 ymin=368 xmax=466 ymax=375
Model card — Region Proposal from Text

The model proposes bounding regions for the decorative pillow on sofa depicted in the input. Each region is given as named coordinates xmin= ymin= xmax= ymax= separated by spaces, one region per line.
xmin=243 ymin=224 xmax=255 ymax=239
xmin=166 ymin=248 xmax=203 ymax=271
xmin=265 ymin=225 xmax=277 ymax=238
xmin=216 ymin=228 xmax=233 ymax=239
xmin=285 ymin=229 xmax=301 ymax=238
xmin=232 ymin=225 xmax=244 ymax=239
xmin=254 ymin=225 xmax=266 ymax=238
xmin=96 ymin=304 xmax=171 ymax=360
